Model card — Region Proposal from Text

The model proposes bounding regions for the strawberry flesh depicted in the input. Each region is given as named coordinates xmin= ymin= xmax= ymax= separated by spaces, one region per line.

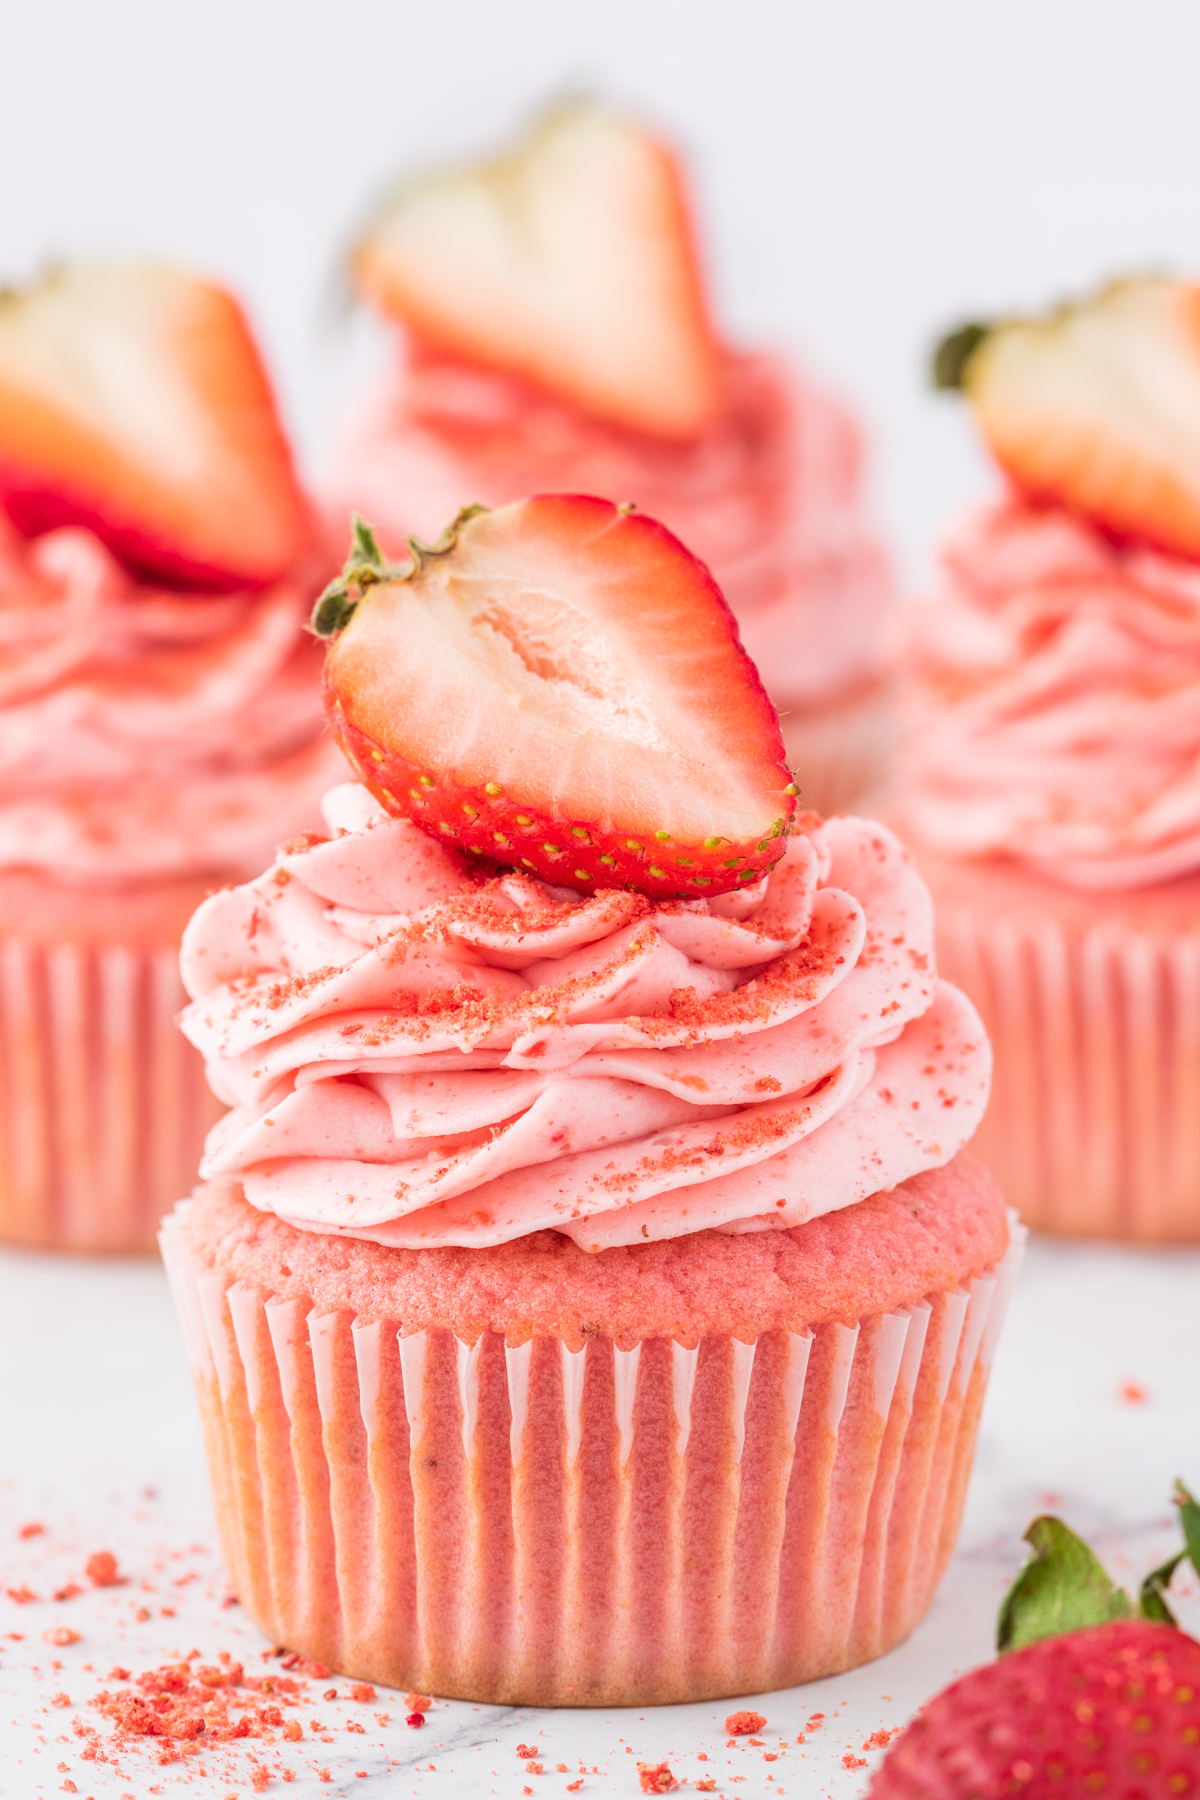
xmin=321 ymin=495 xmax=795 ymax=899
xmin=352 ymin=101 xmax=721 ymax=440
xmin=871 ymin=1619 xmax=1200 ymax=1798
xmin=0 ymin=263 xmax=310 ymax=591
xmin=954 ymin=276 xmax=1200 ymax=562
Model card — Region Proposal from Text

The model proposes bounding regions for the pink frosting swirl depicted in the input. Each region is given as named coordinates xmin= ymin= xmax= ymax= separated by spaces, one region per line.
xmin=179 ymin=783 xmax=990 ymax=1250
xmin=0 ymin=516 xmax=346 ymax=881
xmin=901 ymin=502 xmax=1200 ymax=890
xmin=326 ymin=344 xmax=893 ymax=709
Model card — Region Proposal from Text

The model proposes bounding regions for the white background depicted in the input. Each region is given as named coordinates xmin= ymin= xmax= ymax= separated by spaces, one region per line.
xmin=5 ymin=0 xmax=1200 ymax=575
xmin=4 ymin=6 xmax=1200 ymax=1795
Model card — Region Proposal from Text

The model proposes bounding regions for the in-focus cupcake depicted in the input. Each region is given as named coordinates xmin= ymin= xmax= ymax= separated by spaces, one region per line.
xmin=325 ymin=101 xmax=895 ymax=815
xmin=896 ymin=276 xmax=1200 ymax=1240
xmin=0 ymin=262 xmax=345 ymax=1252
xmin=162 ymin=495 xmax=1019 ymax=1704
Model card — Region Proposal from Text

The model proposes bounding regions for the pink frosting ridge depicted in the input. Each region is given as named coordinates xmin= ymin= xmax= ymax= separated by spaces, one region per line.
xmin=179 ymin=783 xmax=990 ymax=1251
xmin=901 ymin=502 xmax=1200 ymax=891
xmin=0 ymin=516 xmax=345 ymax=881
xmin=326 ymin=345 xmax=893 ymax=710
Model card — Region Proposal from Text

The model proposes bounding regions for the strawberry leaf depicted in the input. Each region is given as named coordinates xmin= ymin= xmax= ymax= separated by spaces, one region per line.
xmin=350 ymin=513 xmax=386 ymax=573
xmin=997 ymin=1516 xmax=1134 ymax=1654
xmin=1175 ymin=1479 xmax=1200 ymax=1573
xmin=932 ymin=321 xmax=989 ymax=391
xmin=1140 ymin=1551 xmax=1185 ymax=1626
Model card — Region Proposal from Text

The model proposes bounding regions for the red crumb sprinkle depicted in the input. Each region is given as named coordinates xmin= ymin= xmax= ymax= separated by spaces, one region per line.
xmin=251 ymin=1772 xmax=270 ymax=1792
xmin=350 ymin=1684 xmax=377 ymax=1703
xmin=85 ymin=1552 xmax=122 ymax=1587
xmin=50 ymin=1691 xmax=71 ymax=1707
xmin=54 ymin=1584 xmax=82 ymax=1602
xmin=863 ymin=1728 xmax=896 ymax=1750
xmin=805 ymin=1713 xmax=824 ymax=1730
xmin=1119 ymin=1380 xmax=1148 ymax=1404
xmin=516 ymin=1744 xmax=539 ymax=1758
xmin=637 ymin=1762 xmax=680 ymax=1793
xmin=19 ymin=1522 xmax=45 ymax=1539
xmin=567 ymin=1783 xmax=584 ymax=1794
xmin=525 ymin=1761 xmax=544 ymax=1774
xmin=696 ymin=1784 xmax=718 ymax=1794
xmin=726 ymin=1711 xmax=767 ymax=1736
xmin=404 ymin=1691 xmax=431 ymax=1710
xmin=7 ymin=1585 xmax=37 ymax=1604
xmin=405 ymin=1712 xmax=425 ymax=1729
xmin=843 ymin=1754 xmax=868 ymax=1769
xmin=44 ymin=1628 xmax=81 ymax=1646
xmin=556 ymin=1764 xmax=568 ymax=1773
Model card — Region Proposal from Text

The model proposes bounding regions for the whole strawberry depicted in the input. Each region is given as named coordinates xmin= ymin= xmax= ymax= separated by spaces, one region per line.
xmin=871 ymin=1618 xmax=1200 ymax=1799
xmin=873 ymin=1488 xmax=1200 ymax=1799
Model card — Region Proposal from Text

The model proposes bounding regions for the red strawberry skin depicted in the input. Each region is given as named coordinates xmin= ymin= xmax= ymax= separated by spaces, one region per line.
xmin=870 ymin=1620 xmax=1200 ymax=1799
xmin=323 ymin=495 xmax=795 ymax=899
xmin=0 ymin=264 xmax=311 ymax=591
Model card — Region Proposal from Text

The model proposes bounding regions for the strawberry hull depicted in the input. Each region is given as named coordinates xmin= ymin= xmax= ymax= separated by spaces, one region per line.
xmin=329 ymin=693 xmax=791 ymax=898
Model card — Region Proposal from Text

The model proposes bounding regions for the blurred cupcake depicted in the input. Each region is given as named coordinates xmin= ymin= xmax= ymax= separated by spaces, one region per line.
xmin=325 ymin=101 xmax=895 ymax=814
xmin=0 ymin=262 xmax=344 ymax=1251
xmin=161 ymin=496 xmax=1017 ymax=1703
xmin=896 ymin=276 xmax=1200 ymax=1239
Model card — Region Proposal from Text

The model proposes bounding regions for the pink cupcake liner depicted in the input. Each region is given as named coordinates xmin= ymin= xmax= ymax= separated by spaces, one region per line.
xmin=160 ymin=1204 xmax=1023 ymax=1705
xmin=0 ymin=935 xmax=221 ymax=1251
xmin=938 ymin=901 xmax=1200 ymax=1239
xmin=780 ymin=680 xmax=896 ymax=819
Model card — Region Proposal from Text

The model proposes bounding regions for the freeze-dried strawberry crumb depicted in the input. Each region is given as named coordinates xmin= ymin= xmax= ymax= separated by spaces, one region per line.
xmin=350 ymin=1683 xmax=376 ymax=1703
xmin=726 ymin=1711 xmax=766 ymax=1735
xmin=19 ymin=1522 xmax=45 ymax=1539
xmin=7 ymin=1585 xmax=37 ymax=1603
xmin=404 ymin=1691 xmax=430 ymax=1710
xmin=45 ymin=1627 xmax=81 ymax=1646
xmin=637 ymin=1762 xmax=679 ymax=1793
xmin=525 ymin=1761 xmax=544 ymax=1774
xmin=842 ymin=1753 xmax=868 ymax=1769
xmin=54 ymin=1584 xmax=82 ymax=1601
xmin=299 ymin=1659 xmax=329 ymax=1678
xmin=567 ymin=1784 xmax=584 ymax=1794
xmin=515 ymin=1744 xmax=539 ymax=1758
xmin=251 ymin=1771 xmax=270 ymax=1792
xmin=406 ymin=1712 xmax=425 ymax=1728
xmin=85 ymin=1552 xmax=122 ymax=1587
xmin=696 ymin=1783 xmax=718 ymax=1794
xmin=863 ymin=1728 xmax=896 ymax=1750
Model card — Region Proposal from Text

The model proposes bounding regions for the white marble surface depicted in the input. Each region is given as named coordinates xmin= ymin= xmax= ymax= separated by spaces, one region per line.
xmin=1 ymin=1235 xmax=1197 ymax=1799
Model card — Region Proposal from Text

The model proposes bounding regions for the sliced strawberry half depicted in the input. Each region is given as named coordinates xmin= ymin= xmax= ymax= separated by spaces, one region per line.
xmin=351 ymin=101 xmax=721 ymax=441
xmin=935 ymin=276 xmax=1200 ymax=561
xmin=316 ymin=496 xmax=796 ymax=899
xmin=0 ymin=262 xmax=311 ymax=591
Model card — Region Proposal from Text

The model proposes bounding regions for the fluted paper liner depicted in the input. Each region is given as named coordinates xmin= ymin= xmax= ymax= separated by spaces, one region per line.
xmin=939 ymin=901 xmax=1200 ymax=1239
xmin=0 ymin=937 xmax=221 ymax=1252
xmin=160 ymin=1208 xmax=1024 ymax=1705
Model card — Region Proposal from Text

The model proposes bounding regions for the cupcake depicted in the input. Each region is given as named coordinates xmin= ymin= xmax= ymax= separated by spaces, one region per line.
xmin=162 ymin=495 xmax=1019 ymax=1703
xmin=896 ymin=276 xmax=1200 ymax=1240
xmin=0 ymin=262 xmax=344 ymax=1252
xmin=325 ymin=101 xmax=895 ymax=815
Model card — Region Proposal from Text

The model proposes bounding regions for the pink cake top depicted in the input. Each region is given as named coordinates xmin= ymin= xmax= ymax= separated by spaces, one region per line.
xmin=186 ymin=1152 xmax=1008 ymax=1343
xmin=179 ymin=783 xmax=991 ymax=1253
xmin=901 ymin=501 xmax=1200 ymax=890
xmin=326 ymin=343 xmax=893 ymax=710
xmin=0 ymin=517 xmax=345 ymax=882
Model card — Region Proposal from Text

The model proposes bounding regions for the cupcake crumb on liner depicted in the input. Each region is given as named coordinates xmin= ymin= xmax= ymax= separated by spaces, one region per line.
xmin=160 ymin=1191 xmax=1024 ymax=1705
